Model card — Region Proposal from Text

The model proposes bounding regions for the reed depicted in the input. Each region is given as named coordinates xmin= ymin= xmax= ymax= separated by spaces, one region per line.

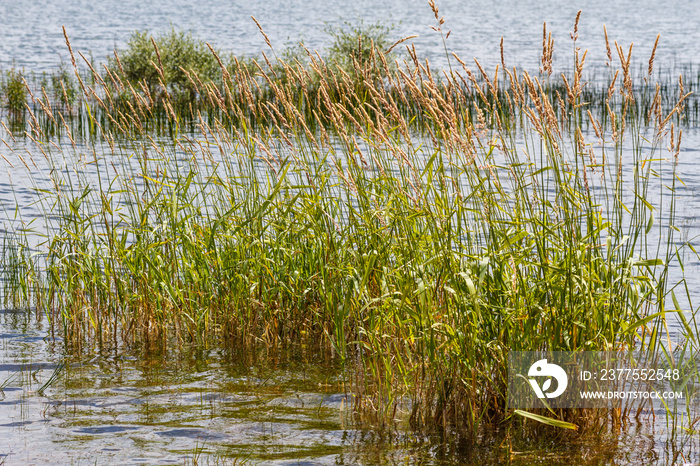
xmin=5 ymin=25 xmax=700 ymax=139
xmin=0 ymin=11 xmax=697 ymax=446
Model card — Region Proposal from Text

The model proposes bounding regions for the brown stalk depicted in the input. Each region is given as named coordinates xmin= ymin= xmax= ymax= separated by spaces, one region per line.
xmin=572 ymin=10 xmax=582 ymax=42
xmin=587 ymin=109 xmax=602 ymax=140
xmin=251 ymin=16 xmax=272 ymax=49
xmin=648 ymin=34 xmax=660 ymax=76
xmin=541 ymin=22 xmax=554 ymax=76
xmin=604 ymin=25 xmax=612 ymax=64
xmin=607 ymin=70 xmax=619 ymax=102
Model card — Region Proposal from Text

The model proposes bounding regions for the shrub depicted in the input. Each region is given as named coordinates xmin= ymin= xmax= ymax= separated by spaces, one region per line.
xmin=2 ymin=69 xmax=27 ymax=114
xmin=109 ymin=28 xmax=222 ymax=102
xmin=325 ymin=21 xmax=395 ymax=78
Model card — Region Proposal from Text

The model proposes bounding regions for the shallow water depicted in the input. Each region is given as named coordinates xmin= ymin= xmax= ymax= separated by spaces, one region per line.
xmin=1 ymin=308 xmax=699 ymax=465
xmin=0 ymin=308 xmax=353 ymax=465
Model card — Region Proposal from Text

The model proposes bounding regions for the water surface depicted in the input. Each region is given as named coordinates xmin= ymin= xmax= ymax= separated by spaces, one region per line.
xmin=1 ymin=0 xmax=698 ymax=75
xmin=1 ymin=309 xmax=697 ymax=465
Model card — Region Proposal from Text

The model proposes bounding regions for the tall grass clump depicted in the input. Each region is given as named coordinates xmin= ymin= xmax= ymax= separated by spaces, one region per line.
xmin=0 ymin=11 xmax=698 ymax=446
xmin=13 ymin=23 xmax=699 ymax=140
xmin=2 ymin=69 xmax=27 ymax=116
xmin=0 ymin=234 xmax=39 ymax=310
xmin=107 ymin=28 xmax=222 ymax=109
xmin=326 ymin=21 xmax=396 ymax=76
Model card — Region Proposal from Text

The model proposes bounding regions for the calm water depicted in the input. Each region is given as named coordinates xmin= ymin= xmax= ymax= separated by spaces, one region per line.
xmin=0 ymin=309 xmax=352 ymax=465
xmin=1 ymin=310 xmax=697 ymax=465
xmin=1 ymin=0 xmax=698 ymax=75
xmin=2 ymin=1 xmax=700 ymax=464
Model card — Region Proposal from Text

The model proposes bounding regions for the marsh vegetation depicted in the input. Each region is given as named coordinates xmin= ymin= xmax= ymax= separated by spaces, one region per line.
xmin=1 ymin=7 xmax=699 ymax=463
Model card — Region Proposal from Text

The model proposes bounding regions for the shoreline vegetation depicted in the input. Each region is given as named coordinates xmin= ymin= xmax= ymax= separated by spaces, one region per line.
xmin=1 ymin=6 xmax=698 ymax=453
xmin=2 ymin=19 xmax=699 ymax=137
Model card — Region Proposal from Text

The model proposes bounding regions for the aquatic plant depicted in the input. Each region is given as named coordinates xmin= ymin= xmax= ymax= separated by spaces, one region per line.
xmin=8 ymin=22 xmax=700 ymax=139
xmin=2 ymin=68 xmax=27 ymax=115
xmin=50 ymin=64 xmax=78 ymax=110
xmin=107 ymin=28 xmax=222 ymax=105
xmin=325 ymin=21 xmax=396 ymax=79
xmin=0 ymin=12 xmax=698 ymax=447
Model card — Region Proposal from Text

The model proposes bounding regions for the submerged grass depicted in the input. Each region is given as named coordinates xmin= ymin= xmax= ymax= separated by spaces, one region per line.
xmin=1 ymin=9 xmax=699 ymax=447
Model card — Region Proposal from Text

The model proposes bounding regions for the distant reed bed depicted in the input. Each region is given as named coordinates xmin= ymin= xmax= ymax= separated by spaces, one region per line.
xmin=1 ymin=8 xmax=698 ymax=444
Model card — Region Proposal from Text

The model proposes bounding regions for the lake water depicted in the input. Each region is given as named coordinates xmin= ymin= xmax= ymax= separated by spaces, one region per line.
xmin=1 ymin=310 xmax=696 ymax=465
xmin=2 ymin=0 xmax=700 ymax=464
xmin=1 ymin=0 xmax=699 ymax=75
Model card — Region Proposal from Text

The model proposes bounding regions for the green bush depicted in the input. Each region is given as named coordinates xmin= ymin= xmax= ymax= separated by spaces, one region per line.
xmin=109 ymin=28 xmax=222 ymax=101
xmin=2 ymin=69 xmax=27 ymax=114
xmin=325 ymin=21 xmax=395 ymax=78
